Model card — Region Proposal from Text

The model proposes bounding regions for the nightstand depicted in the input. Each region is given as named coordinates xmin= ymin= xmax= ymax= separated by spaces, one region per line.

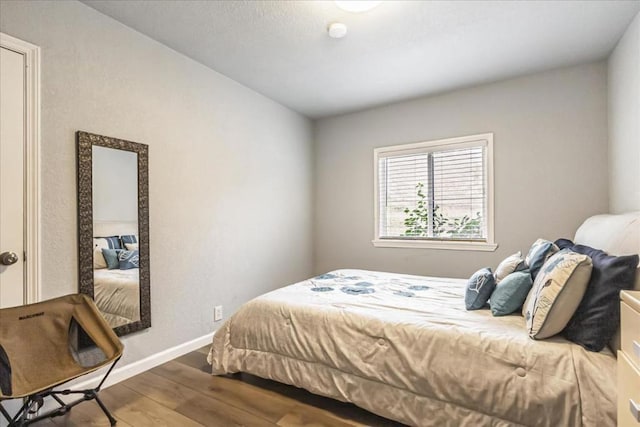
xmin=619 ymin=290 xmax=640 ymax=426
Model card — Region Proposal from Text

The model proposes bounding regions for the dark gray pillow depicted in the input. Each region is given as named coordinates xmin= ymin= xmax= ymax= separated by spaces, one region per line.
xmin=562 ymin=243 xmax=639 ymax=352
xmin=465 ymin=268 xmax=496 ymax=310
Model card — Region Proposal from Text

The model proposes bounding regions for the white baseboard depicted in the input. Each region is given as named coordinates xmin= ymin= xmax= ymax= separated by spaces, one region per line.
xmin=77 ymin=330 xmax=215 ymax=391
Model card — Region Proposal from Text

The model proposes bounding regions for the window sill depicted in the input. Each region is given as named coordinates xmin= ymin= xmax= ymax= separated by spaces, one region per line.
xmin=372 ymin=239 xmax=498 ymax=251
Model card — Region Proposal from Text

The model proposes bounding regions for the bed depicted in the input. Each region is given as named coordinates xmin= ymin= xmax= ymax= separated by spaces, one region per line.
xmin=94 ymin=268 xmax=140 ymax=328
xmin=208 ymin=213 xmax=640 ymax=426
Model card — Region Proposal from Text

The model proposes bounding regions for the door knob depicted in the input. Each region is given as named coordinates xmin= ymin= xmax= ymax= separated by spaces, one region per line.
xmin=0 ymin=251 xmax=19 ymax=266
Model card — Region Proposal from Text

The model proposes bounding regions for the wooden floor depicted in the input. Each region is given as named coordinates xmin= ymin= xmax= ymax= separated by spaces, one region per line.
xmin=30 ymin=347 xmax=405 ymax=427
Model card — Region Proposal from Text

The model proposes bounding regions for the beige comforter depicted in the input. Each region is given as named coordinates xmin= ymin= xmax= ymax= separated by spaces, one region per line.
xmin=94 ymin=268 xmax=140 ymax=327
xmin=208 ymin=269 xmax=616 ymax=426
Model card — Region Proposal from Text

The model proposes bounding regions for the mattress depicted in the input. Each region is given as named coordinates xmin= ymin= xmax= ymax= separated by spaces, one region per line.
xmin=208 ymin=269 xmax=616 ymax=426
xmin=93 ymin=268 xmax=140 ymax=327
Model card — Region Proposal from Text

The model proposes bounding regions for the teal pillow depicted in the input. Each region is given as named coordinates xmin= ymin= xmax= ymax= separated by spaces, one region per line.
xmin=101 ymin=248 xmax=121 ymax=270
xmin=490 ymin=270 xmax=533 ymax=316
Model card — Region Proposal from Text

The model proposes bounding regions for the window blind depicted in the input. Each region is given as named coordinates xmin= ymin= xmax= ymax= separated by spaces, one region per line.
xmin=378 ymin=144 xmax=486 ymax=240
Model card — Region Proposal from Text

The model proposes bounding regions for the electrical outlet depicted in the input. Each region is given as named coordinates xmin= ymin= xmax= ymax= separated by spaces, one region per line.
xmin=214 ymin=305 xmax=223 ymax=322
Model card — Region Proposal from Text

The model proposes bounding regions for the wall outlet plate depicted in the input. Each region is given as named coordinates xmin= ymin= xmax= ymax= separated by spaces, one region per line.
xmin=214 ymin=305 xmax=223 ymax=322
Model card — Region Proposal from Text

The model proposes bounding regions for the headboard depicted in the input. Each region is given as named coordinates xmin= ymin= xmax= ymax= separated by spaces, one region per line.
xmin=574 ymin=211 xmax=640 ymax=258
xmin=574 ymin=211 xmax=640 ymax=290
xmin=573 ymin=211 xmax=640 ymax=353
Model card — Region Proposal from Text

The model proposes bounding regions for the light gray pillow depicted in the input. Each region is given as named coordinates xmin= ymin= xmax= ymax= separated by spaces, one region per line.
xmin=494 ymin=251 xmax=523 ymax=284
xmin=523 ymin=249 xmax=592 ymax=339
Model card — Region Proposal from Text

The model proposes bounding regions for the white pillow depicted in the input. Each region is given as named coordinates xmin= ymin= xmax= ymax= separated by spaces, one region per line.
xmin=93 ymin=246 xmax=107 ymax=269
xmin=494 ymin=251 xmax=523 ymax=284
xmin=125 ymin=243 xmax=138 ymax=251
xmin=523 ymin=250 xmax=592 ymax=339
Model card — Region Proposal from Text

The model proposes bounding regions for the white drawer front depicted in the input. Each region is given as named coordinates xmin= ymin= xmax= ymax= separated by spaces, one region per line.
xmin=622 ymin=301 xmax=640 ymax=369
xmin=619 ymin=352 xmax=640 ymax=427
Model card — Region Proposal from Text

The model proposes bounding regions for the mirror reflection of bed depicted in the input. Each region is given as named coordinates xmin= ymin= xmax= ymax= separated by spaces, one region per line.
xmin=92 ymin=145 xmax=140 ymax=328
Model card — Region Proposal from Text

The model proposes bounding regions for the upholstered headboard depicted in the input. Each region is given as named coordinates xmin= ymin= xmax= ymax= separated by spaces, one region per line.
xmin=574 ymin=211 xmax=640 ymax=289
xmin=574 ymin=212 xmax=640 ymax=258
xmin=573 ymin=211 xmax=640 ymax=353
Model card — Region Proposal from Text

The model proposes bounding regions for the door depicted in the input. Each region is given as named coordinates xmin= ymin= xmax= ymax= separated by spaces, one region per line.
xmin=0 ymin=45 xmax=26 ymax=308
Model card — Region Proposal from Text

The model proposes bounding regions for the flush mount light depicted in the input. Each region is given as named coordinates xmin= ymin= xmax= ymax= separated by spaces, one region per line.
xmin=328 ymin=22 xmax=348 ymax=39
xmin=335 ymin=1 xmax=382 ymax=13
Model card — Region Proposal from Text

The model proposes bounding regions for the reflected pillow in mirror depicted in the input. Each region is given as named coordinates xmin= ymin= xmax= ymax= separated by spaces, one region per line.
xmin=93 ymin=236 xmax=122 ymax=250
xmin=120 ymin=235 xmax=138 ymax=245
xmin=101 ymin=248 xmax=122 ymax=270
xmin=119 ymin=250 xmax=140 ymax=270
xmin=125 ymin=243 xmax=138 ymax=251
xmin=93 ymin=247 xmax=107 ymax=269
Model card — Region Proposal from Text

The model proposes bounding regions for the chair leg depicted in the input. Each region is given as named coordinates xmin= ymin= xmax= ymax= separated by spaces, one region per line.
xmin=0 ymin=402 xmax=12 ymax=423
xmin=93 ymin=393 xmax=117 ymax=426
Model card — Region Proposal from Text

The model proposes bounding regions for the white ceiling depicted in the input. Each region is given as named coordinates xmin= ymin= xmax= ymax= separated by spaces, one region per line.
xmin=82 ymin=0 xmax=640 ymax=119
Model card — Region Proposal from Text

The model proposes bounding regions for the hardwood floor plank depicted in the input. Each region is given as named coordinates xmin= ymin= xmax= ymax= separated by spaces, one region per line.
xmin=277 ymin=406 xmax=365 ymax=427
xmin=151 ymin=361 xmax=296 ymax=423
xmin=97 ymin=384 xmax=204 ymax=427
xmin=123 ymin=370 xmax=275 ymax=427
xmin=48 ymin=399 xmax=133 ymax=427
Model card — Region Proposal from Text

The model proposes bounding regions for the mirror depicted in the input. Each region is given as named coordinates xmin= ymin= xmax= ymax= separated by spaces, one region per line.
xmin=77 ymin=131 xmax=150 ymax=336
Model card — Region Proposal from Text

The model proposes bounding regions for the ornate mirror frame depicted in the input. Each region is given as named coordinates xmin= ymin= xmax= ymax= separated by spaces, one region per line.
xmin=77 ymin=131 xmax=151 ymax=336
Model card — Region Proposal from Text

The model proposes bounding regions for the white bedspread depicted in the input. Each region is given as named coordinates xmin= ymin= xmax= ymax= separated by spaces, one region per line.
xmin=93 ymin=268 xmax=140 ymax=327
xmin=208 ymin=269 xmax=616 ymax=426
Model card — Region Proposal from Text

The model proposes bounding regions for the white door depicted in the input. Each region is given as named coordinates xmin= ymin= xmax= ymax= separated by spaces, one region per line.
xmin=0 ymin=46 xmax=26 ymax=308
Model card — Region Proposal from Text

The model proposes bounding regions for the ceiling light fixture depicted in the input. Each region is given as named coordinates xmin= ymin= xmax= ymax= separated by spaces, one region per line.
xmin=328 ymin=22 xmax=348 ymax=39
xmin=334 ymin=1 xmax=382 ymax=13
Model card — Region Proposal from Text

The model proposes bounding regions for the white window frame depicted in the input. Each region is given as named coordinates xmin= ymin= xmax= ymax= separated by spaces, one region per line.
xmin=373 ymin=133 xmax=497 ymax=251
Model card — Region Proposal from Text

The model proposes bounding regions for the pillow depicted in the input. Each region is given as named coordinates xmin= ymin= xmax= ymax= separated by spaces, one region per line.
xmin=465 ymin=268 xmax=496 ymax=310
xmin=523 ymin=249 xmax=592 ymax=339
xmin=490 ymin=270 xmax=533 ymax=316
xmin=93 ymin=246 xmax=107 ymax=269
xmin=101 ymin=248 xmax=122 ymax=270
xmin=494 ymin=251 xmax=524 ymax=284
xmin=525 ymin=239 xmax=559 ymax=279
xmin=93 ymin=236 xmax=122 ymax=250
xmin=554 ymin=238 xmax=574 ymax=250
xmin=125 ymin=243 xmax=138 ymax=251
xmin=118 ymin=250 xmax=140 ymax=270
xmin=120 ymin=234 xmax=138 ymax=245
xmin=562 ymin=244 xmax=639 ymax=352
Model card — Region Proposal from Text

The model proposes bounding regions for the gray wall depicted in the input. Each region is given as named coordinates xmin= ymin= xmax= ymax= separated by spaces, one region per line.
xmin=314 ymin=63 xmax=609 ymax=279
xmin=608 ymin=11 xmax=640 ymax=213
xmin=0 ymin=0 xmax=313 ymax=366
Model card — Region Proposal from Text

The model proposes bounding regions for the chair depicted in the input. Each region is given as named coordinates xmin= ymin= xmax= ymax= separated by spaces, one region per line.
xmin=0 ymin=294 xmax=124 ymax=426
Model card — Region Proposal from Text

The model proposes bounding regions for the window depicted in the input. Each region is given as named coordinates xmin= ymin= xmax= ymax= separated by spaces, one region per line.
xmin=373 ymin=133 xmax=496 ymax=251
